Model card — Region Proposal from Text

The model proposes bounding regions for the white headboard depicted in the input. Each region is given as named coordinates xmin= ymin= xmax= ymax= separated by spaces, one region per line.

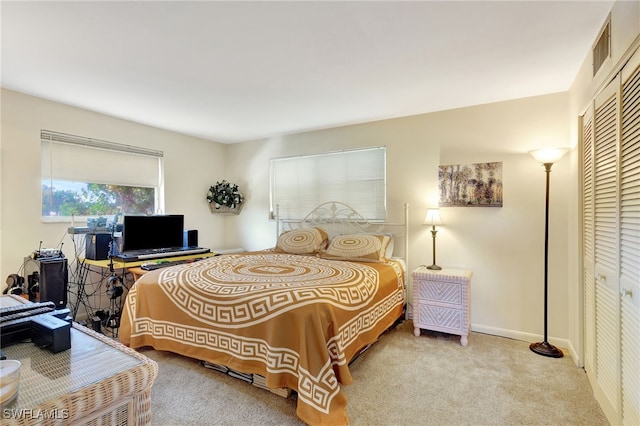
xmin=276 ymin=201 xmax=409 ymax=262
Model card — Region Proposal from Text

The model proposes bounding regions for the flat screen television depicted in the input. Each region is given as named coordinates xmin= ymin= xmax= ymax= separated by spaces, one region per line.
xmin=122 ymin=215 xmax=184 ymax=252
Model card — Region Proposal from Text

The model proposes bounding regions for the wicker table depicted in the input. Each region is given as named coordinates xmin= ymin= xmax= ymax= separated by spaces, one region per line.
xmin=412 ymin=266 xmax=472 ymax=346
xmin=1 ymin=297 xmax=158 ymax=425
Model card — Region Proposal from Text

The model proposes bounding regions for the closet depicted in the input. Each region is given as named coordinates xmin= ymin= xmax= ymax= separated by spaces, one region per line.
xmin=581 ymin=48 xmax=640 ymax=426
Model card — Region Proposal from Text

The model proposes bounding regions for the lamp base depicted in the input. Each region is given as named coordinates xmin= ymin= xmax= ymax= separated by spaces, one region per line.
xmin=427 ymin=264 xmax=442 ymax=270
xmin=529 ymin=341 xmax=563 ymax=358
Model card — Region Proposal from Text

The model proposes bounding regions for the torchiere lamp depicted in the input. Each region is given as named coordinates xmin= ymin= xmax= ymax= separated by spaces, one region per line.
xmin=424 ymin=208 xmax=443 ymax=270
xmin=528 ymin=147 xmax=569 ymax=358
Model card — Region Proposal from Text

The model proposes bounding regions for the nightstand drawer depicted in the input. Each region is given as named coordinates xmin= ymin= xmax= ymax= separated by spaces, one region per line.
xmin=415 ymin=303 xmax=463 ymax=331
xmin=415 ymin=280 xmax=463 ymax=305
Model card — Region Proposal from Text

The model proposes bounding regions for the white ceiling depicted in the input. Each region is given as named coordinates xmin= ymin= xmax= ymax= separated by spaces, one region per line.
xmin=1 ymin=1 xmax=614 ymax=143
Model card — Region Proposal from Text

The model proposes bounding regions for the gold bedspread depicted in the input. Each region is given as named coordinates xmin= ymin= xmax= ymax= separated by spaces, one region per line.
xmin=120 ymin=252 xmax=405 ymax=425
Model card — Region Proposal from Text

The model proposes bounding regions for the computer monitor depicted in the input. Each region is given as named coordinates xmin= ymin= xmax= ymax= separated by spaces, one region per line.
xmin=122 ymin=215 xmax=184 ymax=252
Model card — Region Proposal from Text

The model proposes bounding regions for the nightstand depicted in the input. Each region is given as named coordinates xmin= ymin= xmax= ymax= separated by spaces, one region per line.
xmin=412 ymin=266 xmax=472 ymax=346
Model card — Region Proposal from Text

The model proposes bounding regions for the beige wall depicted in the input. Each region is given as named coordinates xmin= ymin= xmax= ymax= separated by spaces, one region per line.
xmin=0 ymin=89 xmax=228 ymax=282
xmin=1 ymin=0 xmax=636 ymax=359
xmin=225 ymin=92 xmax=573 ymax=348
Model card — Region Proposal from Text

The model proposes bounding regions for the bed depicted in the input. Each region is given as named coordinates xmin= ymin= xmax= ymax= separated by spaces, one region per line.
xmin=119 ymin=202 xmax=408 ymax=425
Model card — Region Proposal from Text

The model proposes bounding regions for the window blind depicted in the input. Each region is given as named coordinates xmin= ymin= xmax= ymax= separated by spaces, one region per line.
xmin=270 ymin=146 xmax=386 ymax=220
xmin=41 ymin=130 xmax=163 ymax=188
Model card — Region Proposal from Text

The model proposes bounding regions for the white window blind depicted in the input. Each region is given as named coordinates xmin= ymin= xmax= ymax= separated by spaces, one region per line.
xmin=270 ymin=146 xmax=386 ymax=220
xmin=41 ymin=130 xmax=163 ymax=187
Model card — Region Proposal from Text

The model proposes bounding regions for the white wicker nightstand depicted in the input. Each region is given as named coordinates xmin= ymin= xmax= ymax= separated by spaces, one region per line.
xmin=412 ymin=266 xmax=472 ymax=346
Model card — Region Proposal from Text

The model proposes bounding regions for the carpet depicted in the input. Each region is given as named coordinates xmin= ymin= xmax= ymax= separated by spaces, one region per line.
xmin=139 ymin=321 xmax=608 ymax=425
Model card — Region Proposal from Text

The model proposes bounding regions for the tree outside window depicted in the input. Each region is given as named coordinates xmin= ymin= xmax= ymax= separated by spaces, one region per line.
xmin=42 ymin=180 xmax=155 ymax=217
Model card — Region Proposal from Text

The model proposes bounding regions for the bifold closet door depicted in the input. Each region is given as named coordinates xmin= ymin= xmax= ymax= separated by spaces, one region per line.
xmin=619 ymin=49 xmax=640 ymax=426
xmin=582 ymin=106 xmax=596 ymax=380
xmin=592 ymin=76 xmax=621 ymax=421
xmin=583 ymin=48 xmax=640 ymax=426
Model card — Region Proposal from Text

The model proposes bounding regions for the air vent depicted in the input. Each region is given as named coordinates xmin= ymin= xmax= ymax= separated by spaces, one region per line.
xmin=593 ymin=17 xmax=610 ymax=77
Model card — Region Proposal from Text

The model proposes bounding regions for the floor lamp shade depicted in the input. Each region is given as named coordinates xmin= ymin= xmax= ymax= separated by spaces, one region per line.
xmin=424 ymin=209 xmax=443 ymax=270
xmin=528 ymin=148 xmax=569 ymax=164
xmin=528 ymin=147 xmax=568 ymax=358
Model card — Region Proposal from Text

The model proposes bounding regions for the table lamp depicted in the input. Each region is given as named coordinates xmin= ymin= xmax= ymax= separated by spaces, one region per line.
xmin=424 ymin=208 xmax=443 ymax=270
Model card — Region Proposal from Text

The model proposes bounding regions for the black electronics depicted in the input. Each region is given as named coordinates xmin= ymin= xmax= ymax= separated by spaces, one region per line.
xmin=31 ymin=314 xmax=71 ymax=353
xmin=0 ymin=301 xmax=72 ymax=348
xmin=85 ymin=234 xmax=114 ymax=260
xmin=23 ymin=257 xmax=68 ymax=308
xmin=68 ymin=224 xmax=123 ymax=235
xmin=141 ymin=257 xmax=204 ymax=271
xmin=106 ymin=275 xmax=124 ymax=300
xmin=184 ymin=229 xmax=198 ymax=247
xmin=31 ymin=241 xmax=64 ymax=260
xmin=4 ymin=274 xmax=25 ymax=295
xmin=32 ymin=248 xmax=63 ymax=259
xmin=122 ymin=215 xmax=185 ymax=252
xmin=0 ymin=301 xmax=56 ymax=346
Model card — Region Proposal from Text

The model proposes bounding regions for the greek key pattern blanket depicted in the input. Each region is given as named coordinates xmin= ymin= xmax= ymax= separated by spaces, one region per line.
xmin=120 ymin=252 xmax=404 ymax=425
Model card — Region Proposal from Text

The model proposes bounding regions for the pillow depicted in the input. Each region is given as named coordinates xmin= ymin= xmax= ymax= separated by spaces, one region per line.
xmin=320 ymin=234 xmax=392 ymax=263
xmin=385 ymin=235 xmax=395 ymax=259
xmin=274 ymin=228 xmax=328 ymax=255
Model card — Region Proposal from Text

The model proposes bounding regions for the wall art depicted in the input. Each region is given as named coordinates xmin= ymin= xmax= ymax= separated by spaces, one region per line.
xmin=439 ymin=161 xmax=503 ymax=207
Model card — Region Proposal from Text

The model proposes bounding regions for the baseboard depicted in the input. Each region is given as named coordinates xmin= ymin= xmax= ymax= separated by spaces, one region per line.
xmin=401 ymin=310 xmax=579 ymax=363
xmin=471 ymin=323 xmax=575 ymax=361
xmin=565 ymin=340 xmax=581 ymax=367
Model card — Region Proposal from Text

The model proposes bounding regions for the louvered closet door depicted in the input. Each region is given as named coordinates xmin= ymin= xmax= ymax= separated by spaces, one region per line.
xmin=584 ymin=48 xmax=640 ymax=426
xmin=619 ymin=51 xmax=640 ymax=426
xmin=582 ymin=107 xmax=596 ymax=376
xmin=592 ymin=76 xmax=621 ymax=420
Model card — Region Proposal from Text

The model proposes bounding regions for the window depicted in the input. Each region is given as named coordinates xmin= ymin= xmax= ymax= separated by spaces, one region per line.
xmin=270 ymin=146 xmax=386 ymax=220
xmin=41 ymin=130 xmax=164 ymax=220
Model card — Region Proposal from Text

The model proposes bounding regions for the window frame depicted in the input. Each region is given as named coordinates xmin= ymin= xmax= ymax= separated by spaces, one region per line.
xmin=269 ymin=146 xmax=387 ymax=221
xmin=40 ymin=130 xmax=164 ymax=223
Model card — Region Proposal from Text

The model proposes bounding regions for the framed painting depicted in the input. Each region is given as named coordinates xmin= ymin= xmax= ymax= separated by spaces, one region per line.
xmin=439 ymin=161 xmax=503 ymax=207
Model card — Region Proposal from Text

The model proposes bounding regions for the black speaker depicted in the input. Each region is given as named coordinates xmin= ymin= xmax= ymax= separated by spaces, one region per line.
xmin=30 ymin=258 xmax=68 ymax=309
xmin=86 ymin=234 xmax=111 ymax=260
xmin=184 ymin=230 xmax=198 ymax=247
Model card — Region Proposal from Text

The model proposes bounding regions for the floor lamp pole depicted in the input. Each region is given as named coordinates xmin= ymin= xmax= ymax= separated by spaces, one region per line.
xmin=530 ymin=162 xmax=563 ymax=358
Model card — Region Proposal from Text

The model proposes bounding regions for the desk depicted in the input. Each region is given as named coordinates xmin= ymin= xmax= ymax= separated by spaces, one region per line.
xmin=83 ymin=252 xmax=218 ymax=281
xmin=0 ymin=297 xmax=158 ymax=425
xmin=81 ymin=251 xmax=217 ymax=270
xmin=74 ymin=252 xmax=218 ymax=321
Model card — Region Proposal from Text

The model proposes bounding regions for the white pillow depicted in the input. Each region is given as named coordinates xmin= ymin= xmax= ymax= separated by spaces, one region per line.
xmin=274 ymin=228 xmax=328 ymax=254
xmin=320 ymin=234 xmax=392 ymax=263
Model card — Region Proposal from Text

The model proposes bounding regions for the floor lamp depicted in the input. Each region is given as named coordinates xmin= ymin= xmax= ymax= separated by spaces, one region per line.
xmin=528 ymin=147 xmax=569 ymax=358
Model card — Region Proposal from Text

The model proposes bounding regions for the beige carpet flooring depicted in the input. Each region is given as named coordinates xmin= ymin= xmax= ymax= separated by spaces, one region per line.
xmin=139 ymin=321 xmax=608 ymax=426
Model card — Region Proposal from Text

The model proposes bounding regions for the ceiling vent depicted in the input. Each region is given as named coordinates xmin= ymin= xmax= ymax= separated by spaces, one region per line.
xmin=593 ymin=16 xmax=611 ymax=77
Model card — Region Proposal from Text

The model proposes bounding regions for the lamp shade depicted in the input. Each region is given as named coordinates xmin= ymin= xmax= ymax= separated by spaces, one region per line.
xmin=424 ymin=209 xmax=443 ymax=226
xmin=528 ymin=147 xmax=569 ymax=164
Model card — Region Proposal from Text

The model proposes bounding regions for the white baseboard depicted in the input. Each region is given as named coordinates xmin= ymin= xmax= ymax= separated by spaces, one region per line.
xmin=403 ymin=310 xmax=580 ymax=364
xmin=471 ymin=323 xmax=577 ymax=363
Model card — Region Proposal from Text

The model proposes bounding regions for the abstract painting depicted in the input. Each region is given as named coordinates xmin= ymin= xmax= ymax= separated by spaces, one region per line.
xmin=439 ymin=161 xmax=503 ymax=207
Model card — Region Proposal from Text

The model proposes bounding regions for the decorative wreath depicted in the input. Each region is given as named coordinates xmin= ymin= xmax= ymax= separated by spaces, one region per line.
xmin=207 ymin=180 xmax=244 ymax=209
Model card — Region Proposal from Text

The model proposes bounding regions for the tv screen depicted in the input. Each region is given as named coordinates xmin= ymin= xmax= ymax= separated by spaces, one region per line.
xmin=122 ymin=215 xmax=184 ymax=252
